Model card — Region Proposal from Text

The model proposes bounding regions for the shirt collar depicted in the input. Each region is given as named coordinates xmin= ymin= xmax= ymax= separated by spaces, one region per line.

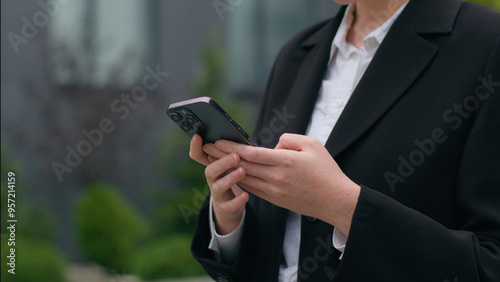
xmin=330 ymin=2 xmax=409 ymax=61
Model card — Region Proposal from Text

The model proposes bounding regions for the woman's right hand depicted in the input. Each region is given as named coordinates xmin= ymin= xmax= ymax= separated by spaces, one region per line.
xmin=189 ymin=134 xmax=249 ymax=235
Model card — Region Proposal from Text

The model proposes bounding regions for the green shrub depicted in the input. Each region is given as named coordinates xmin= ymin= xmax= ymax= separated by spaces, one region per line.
xmin=131 ymin=234 xmax=205 ymax=279
xmin=0 ymin=238 xmax=66 ymax=282
xmin=76 ymin=183 xmax=150 ymax=271
xmin=149 ymin=187 xmax=209 ymax=237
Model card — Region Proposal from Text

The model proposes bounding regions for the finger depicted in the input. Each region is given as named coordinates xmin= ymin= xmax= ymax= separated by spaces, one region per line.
xmin=275 ymin=133 xmax=317 ymax=151
xmin=237 ymin=158 xmax=274 ymax=182
xmin=231 ymin=184 xmax=244 ymax=196
xmin=211 ymin=167 xmax=246 ymax=203
xmin=189 ymin=134 xmax=210 ymax=166
xmin=238 ymin=173 xmax=269 ymax=192
xmin=205 ymin=153 xmax=240 ymax=184
xmin=237 ymin=179 xmax=271 ymax=201
xmin=216 ymin=189 xmax=249 ymax=214
xmin=215 ymin=140 xmax=282 ymax=166
xmin=207 ymin=155 xmax=219 ymax=163
xmin=203 ymin=143 xmax=228 ymax=159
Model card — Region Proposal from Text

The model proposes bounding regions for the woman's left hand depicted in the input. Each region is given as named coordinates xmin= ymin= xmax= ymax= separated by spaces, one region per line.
xmin=214 ymin=133 xmax=361 ymax=235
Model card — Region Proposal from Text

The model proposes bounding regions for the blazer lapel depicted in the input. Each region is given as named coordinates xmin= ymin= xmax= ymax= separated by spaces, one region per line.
xmin=282 ymin=10 xmax=345 ymax=136
xmin=325 ymin=0 xmax=461 ymax=157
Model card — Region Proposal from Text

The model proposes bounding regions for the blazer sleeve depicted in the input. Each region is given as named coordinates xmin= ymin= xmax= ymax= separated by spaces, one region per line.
xmin=191 ymin=192 xmax=260 ymax=282
xmin=334 ymin=35 xmax=500 ymax=282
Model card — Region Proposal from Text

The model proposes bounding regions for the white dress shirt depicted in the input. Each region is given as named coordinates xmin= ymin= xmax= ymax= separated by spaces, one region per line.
xmin=208 ymin=3 xmax=408 ymax=281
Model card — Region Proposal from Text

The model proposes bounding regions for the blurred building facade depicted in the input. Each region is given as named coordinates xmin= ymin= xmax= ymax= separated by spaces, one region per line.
xmin=1 ymin=0 xmax=339 ymax=260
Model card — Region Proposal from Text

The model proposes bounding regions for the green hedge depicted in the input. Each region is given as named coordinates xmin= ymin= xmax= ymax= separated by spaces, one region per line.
xmin=131 ymin=234 xmax=205 ymax=280
xmin=76 ymin=183 xmax=149 ymax=271
xmin=0 ymin=238 xmax=66 ymax=282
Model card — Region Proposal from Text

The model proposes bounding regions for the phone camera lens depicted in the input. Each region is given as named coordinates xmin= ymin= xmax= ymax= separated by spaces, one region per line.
xmin=185 ymin=116 xmax=197 ymax=126
xmin=170 ymin=113 xmax=182 ymax=122
xmin=180 ymin=123 xmax=193 ymax=132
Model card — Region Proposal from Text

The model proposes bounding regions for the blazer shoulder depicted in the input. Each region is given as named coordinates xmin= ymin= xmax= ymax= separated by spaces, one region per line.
xmin=278 ymin=18 xmax=335 ymax=55
xmin=457 ymin=2 xmax=500 ymax=39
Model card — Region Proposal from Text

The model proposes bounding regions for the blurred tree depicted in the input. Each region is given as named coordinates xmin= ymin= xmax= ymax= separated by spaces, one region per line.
xmin=2 ymin=25 xmax=165 ymax=186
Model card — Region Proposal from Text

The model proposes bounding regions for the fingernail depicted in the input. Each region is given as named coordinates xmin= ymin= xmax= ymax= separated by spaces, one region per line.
xmin=232 ymin=154 xmax=238 ymax=165
xmin=203 ymin=144 xmax=214 ymax=153
xmin=235 ymin=167 xmax=243 ymax=176
xmin=215 ymin=140 xmax=225 ymax=148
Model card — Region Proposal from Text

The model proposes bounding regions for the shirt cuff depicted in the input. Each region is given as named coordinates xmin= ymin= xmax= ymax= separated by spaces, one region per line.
xmin=208 ymin=196 xmax=245 ymax=263
xmin=332 ymin=227 xmax=347 ymax=260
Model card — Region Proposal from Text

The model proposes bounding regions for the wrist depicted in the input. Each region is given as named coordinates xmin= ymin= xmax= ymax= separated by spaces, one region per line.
xmin=320 ymin=179 xmax=361 ymax=236
xmin=213 ymin=206 xmax=244 ymax=235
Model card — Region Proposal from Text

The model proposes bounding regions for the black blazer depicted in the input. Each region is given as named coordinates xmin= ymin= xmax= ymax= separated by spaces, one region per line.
xmin=192 ymin=0 xmax=500 ymax=281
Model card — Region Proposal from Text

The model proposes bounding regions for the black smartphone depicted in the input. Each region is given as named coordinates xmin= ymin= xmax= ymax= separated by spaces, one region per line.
xmin=167 ymin=96 xmax=258 ymax=146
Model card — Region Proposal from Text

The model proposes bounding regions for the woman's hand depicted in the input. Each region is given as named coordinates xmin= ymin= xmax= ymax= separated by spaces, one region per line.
xmin=189 ymin=134 xmax=249 ymax=235
xmin=215 ymin=133 xmax=361 ymax=235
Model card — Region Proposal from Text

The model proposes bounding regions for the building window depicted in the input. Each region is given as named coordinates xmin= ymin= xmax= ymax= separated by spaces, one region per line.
xmin=48 ymin=0 xmax=152 ymax=88
xmin=226 ymin=0 xmax=338 ymax=95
